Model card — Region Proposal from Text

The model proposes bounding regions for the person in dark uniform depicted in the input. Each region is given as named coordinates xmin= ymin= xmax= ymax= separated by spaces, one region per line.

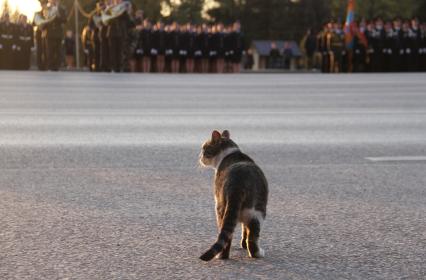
xmin=352 ymin=21 xmax=367 ymax=72
xmin=230 ymin=21 xmax=245 ymax=73
xmin=130 ymin=9 xmax=143 ymax=72
xmin=18 ymin=15 xmax=34 ymax=70
xmin=141 ymin=19 xmax=152 ymax=73
xmin=391 ymin=18 xmax=403 ymax=72
xmin=194 ymin=25 xmax=204 ymax=73
xmin=185 ymin=23 xmax=195 ymax=73
xmin=0 ymin=13 xmax=14 ymax=70
xmin=370 ymin=18 xmax=386 ymax=72
xmin=10 ymin=15 xmax=21 ymax=70
xmin=164 ymin=24 xmax=173 ymax=72
xmin=421 ymin=23 xmax=426 ymax=71
xmin=409 ymin=18 xmax=421 ymax=72
xmin=216 ymin=23 xmax=225 ymax=73
xmin=178 ymin=23 xmax=192 ymax=73
xmin=169 ymin=22 xmax=180 ymax=73
xmin=383 ymin=21 xmax=394 ymax=72
xmin=401 ymin=21 xmax=413 ymax=72
xmin=151 ymin=21 xmax=165 ymax=72
xmin=201 ymin=24 xmax=210 ymax=73
xmin=223 ymin=26 xmax=232 ymax=72
xmin=106 ymin=0 xmax=130 ymax=72
xmin=44 ymin=0 xmax=67 ymax=71
xmin=209 ymin=24 xmax=224 ymax=73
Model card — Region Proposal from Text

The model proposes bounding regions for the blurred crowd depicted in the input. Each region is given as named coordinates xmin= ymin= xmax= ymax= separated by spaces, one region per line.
xmin=82 ymin=2 xmax=246 ymax=73
xmin=302 ymin=18 xmax=426 ymax=73
xmin=0 ymin=13 xmax=34 ymax=70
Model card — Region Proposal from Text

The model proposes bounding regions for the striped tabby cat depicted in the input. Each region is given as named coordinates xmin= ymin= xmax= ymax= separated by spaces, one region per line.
xmin=199 ymin=130 xmax=268 ymax=261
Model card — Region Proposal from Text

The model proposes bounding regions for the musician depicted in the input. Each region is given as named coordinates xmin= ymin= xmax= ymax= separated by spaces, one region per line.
xmin=44 ymin=0 xmax=67 ymax=71
xmin=82 ymin=20 xmax=93 ymax=70
xmin=97 ymin=1 xmax=110 ymax=71
xmin=105 ymin=0 xmax=129 ymax=72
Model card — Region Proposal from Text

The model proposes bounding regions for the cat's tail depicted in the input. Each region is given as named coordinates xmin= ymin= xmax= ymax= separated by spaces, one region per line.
xmin=200 ymin=196 xmax=241 ymax=262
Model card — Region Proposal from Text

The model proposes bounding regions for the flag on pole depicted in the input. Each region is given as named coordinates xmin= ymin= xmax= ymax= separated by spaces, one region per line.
xmin=344 ymin=0 xmax=356 ymax=49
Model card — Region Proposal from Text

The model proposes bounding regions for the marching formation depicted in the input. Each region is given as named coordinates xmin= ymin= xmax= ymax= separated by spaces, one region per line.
xmin=0 ymin=13 xmax=34 ymax=70
xmin=310 ymin=18 xmax=426 ymax=73
xmin=82 ymin=0 xmax=246 ymax=73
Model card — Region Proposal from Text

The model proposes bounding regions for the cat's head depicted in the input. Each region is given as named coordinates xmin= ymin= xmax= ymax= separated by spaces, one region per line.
xmin=199 ymin=130 xmax=239 ymax=168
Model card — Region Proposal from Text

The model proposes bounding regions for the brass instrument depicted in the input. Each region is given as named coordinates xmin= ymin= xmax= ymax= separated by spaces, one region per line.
xmin=101 ymin=2 xmax=130 ymax=25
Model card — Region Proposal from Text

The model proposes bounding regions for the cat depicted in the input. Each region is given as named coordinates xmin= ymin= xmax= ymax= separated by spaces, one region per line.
xmin=199 ymin=130 xmax=268 ymax=261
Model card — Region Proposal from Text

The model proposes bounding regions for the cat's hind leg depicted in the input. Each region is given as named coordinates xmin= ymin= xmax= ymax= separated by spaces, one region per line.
xmin=217 ymin=234 xmax=232 ymax=259
xmin=246 ymin=218 xmax=265 ymax=258
xmin=241 ymin=224 xmax=248 ymax=249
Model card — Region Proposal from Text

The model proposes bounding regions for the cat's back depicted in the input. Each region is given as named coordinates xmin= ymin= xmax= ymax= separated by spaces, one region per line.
xmin=217 ymin=152 xmax=268 ymax=193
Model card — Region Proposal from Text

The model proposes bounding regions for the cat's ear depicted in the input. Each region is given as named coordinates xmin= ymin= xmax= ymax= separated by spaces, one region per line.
xmin=222 ymin=130 xmax=230 ymax=139
xmin=211 ymin=130 xmax=221 ymax=142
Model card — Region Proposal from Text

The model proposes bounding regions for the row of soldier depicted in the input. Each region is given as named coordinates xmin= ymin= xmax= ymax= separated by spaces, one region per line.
xmin=308 ymin=18 xmax=426 ymax=73
xmin=0 ymin=13 xmax=34 ymax=70
xmin=81 ymin=0 xmax=245 ymax=73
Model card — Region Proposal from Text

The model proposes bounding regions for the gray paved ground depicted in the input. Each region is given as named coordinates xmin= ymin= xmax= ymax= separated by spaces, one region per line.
xmin=0 ymin=72 xmax=425 ymax=280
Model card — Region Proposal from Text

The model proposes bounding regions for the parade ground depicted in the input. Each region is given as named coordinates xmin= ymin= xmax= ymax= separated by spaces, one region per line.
xmin=0 ymin=72 xmax=425 ymax=279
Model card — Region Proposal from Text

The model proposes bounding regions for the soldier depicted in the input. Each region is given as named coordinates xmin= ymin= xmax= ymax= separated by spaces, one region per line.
xmin=185 ymin=23 xmax=196 ymax=73
xmin=391 ymin=18 xmax=404 ymax=72
xmin=370 ymin=18 xmax=386 ymax=72
xmin=0 ymin=13 xmax=14 ymax=70
xmin=410 ymin=18 xmax=421 ymax=71
xmin=18 ymin=15 xmax=34 ymax=70
xmin=401 ymin=21 xmax=413 ymax=72
xmin=141 ymin=19 xmax=152 ymax=73
xmin=193 ymin=25 xmax=204 ymax=73
xmin=44 ymin=0 xmax=67 ymax=71
xmin=421 ymin=23 xmax=426 ymax=71
xmin=231 ymin=22 xmax=245 ymax=73
xmin=151 ymin=22 xmax=165 ymax=73
xmin=352 ymin=20 xmax=367 ymax=72
xmin=383 ymin=21 xmax=394 ymax=72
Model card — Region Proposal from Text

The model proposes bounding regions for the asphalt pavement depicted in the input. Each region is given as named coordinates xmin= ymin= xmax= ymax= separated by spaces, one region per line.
xmin=0 ymin=72 xmax=425 ymax=279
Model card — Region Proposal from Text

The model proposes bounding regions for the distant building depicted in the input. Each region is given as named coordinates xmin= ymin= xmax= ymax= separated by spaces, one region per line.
xmin=251 ymin=40 xmax=302 ymax=71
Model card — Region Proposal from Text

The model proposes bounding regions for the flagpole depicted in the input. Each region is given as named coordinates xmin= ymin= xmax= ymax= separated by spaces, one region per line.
xmin=74 ymin=0 xmax=80 ymax=69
